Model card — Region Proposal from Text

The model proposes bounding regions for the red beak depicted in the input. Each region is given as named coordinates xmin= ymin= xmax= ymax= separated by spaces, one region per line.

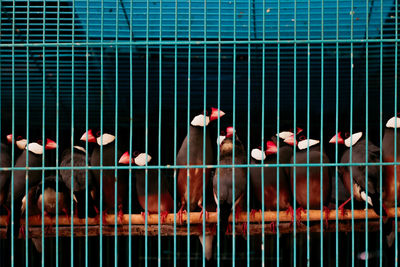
xmin=329 ymin=132 xmax=344 ymax=144
xmin=6 ymin=134 xmax=13 ymax=144
xmin=80 ymin=129 xmax=96 ymax=143
xmin=296 ymin=127 xmax=303 ymax=134
xmin=45 ymin=138 xmax=57 ymax=150
xmin=266 ymin=141 xmax=278 ymax=155
xmin=209 ymin=107 xmax=225 ymax=121
xmin=226 ymin=126 xmax=234 ymax=138
xmin=119 ymin=151 xmax=132 ymax=164
xmin=283 ymin=135 xmax=297 ymax=146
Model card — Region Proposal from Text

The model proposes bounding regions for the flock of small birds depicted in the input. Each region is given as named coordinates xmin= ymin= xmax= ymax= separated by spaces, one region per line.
xmin=0 ymin=107 xmax=399 ymax=260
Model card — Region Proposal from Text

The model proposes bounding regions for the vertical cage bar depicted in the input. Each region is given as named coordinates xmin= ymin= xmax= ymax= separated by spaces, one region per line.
xmin=145 ymin=0 xmax=150 ymax=264
xmin=85 ymin=0 xmax=90 ymax=266
xmin=306 ymin=0 xmax=311 ymax=262
xmin=276 ymin=0 xmax=281 ymax=265
xmin=293 ymin=0 xmax=298 ymax=264
xmin=158 ymin=0 xmax=163 ymax=265
xmin=41 ymin=0 xmax=46 ymax=263
xmin=232 ymin=0 xmax=237 ymax=264
xmin=394 ymin=0 xmax=399 ymax=264
xmin=335 ymin=0 xmax=340 ymax=264
xmin=320 ymin=0 xmax=325 ymax=265
xmin=364 ymin=0 xmax=369 ymax=264
xmin=217 ymin=0 xmax=222 ymax=265
xmin=173 ymin=0 xmax=178 ymax=265
xmin=128 ymin=0 xmax=134 ymax=266
xmin=202 ymin=0 xmax=207 ymax=266
xmin=25 ymin=1 xmax=30 ymax=266
xmin=246 ymin=0 xmax=251 ymax=265
xmin=100 ymin=0 xmax=105 ymax=264
xmin=379 ymin=0 xmax=383 ymax=266
xmin=10 ymin=1 xmax=15 ymax=266
xmin=56 ymin=0 xmax=61 ymax=265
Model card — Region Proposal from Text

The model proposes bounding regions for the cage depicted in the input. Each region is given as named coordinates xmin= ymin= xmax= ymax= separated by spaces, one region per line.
xmin=0 ymin=0 xmax=399 ymax=266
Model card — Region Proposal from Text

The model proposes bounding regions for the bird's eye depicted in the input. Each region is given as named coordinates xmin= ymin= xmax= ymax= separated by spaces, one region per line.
xmin=299 ymin=135 xmax=306 ymax=141
xmin=96 ymin=131 xmax=101 ymax=137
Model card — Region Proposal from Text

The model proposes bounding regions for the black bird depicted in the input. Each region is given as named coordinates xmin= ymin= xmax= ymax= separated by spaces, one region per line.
xmin=288 ymin=138 xmax=331 ymax=218
xmin=332 ymin=132 xmax=384 ymax=216
xmin=86 ymin=131 xmax=127 ymax=220
xmin=176 ymin=107 xmax=225 ymax=218
xmin=60 ymin=146 xmax=97 ymax=218
xmin=6 ymin=139 xmax=57 ymax=237
xmin=213 ymin=126 xmax=247 ymax=237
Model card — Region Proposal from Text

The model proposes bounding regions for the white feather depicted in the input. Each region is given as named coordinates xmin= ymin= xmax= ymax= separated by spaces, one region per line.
xmin=251 ymin=148 xmax=266 ymax=161
xmin=276 ymin=131 xmax=294 ymax=140
xmin=191 ymin=114 xmax=210 ymax=127
xmin=16 ymin=139 xmax=27 ymax=150
xmin=344 ymin=132 xmax=363 ymax=147
xmin=96 ymin=133 xmax=115 ymax=146
xmin=134 ymin=153 xmax=152 ymax=166
xmin=360 ymin=191 xmax=373 ymax=206
xmin=298 ymin=139 xmax=320 ymax=150
xmin=217 ymin=135 xmax=226 ymax=145
xmin=386 ymin=116 xmax=400 ymax=128
xmin=27 ymin=142 xmax=43 ymax=155
xmin=74 ymin=146 xmax=86 ymax=153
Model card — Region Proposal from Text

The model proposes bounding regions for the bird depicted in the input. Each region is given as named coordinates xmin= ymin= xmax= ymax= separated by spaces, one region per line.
xmin=383 ymin=116 xmax=400 ymax=209
xmin=331 ymin=132 xmax=384 ymax=216
xmin=250 ymin=140 xmax=292 ymax=212
xmin=213 ymin=126 xmax=247 ymax=238
xmin=60 ymin=146 xmax=97 ymax=219
xmin=6 ymin=138 xmax=57 ymax=238
xmin=0 ymin=141 xmax=11 ymax=206
xmin=176 ymin=107 xmax=225 ymax=219
xmin=119 ymin=151 xmax=173 ymax=223
xmin=87 ymin=130 xmax=127 ymax=221
xmin=288 ymin=137 xmax=331 ymax=221
xmin=21 ymin=175 xmax=70 ymax=252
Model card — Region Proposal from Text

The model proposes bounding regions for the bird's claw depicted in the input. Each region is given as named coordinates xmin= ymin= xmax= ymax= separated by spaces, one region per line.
xmin=286 ymin=206 xmax=294 ymax=225
xmin=177 ymin=207 xmax=186 ymax=224
xmin=19 ymin=225 xmax=26 ymax=238
xmin=296 ymin=207 xmax=305 ymax=225
xmin=270 ymin=221 xmax=276 ymax=234
xmin=250 ymin=209 xmax=257 ymax=220
xmin=235 ymin=206 xmax=242 ymax=221
xmin=382 ymin=203 xmax=389 ymax=219
xmin=141 ymin=211 xmax=150 ymax=222
xmin=62 ymin=208 xmax=70 ymax=222
xmin=118 ymin=205 xmax=124 ymax=224
xmin=226 ymin=223 xmax=232 ymax=234
xmin=242 ymin=222 xmax=248 ymax=236
xmin=160 ymin=211 xmax=169 ymax=224
xmin=199 ymin=209 xmax=209 ymax=221
xmin=323 ymin=206 xmax=330 ymax=226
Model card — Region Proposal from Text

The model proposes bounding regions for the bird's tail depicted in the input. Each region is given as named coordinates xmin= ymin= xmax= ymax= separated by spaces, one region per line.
xmin=199 ymin=235 xmax=214 ymax=261
xmin=218 ymin=202 xmax=232 ymax=239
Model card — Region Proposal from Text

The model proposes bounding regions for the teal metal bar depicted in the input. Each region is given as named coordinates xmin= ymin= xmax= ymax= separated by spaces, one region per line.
xmin=2 ymin=38 xmax=400 ymax=48
xmin=320 ymin=0 xmax=325 ymax=265
xmin=276 ymin=0 xmax=281 ymax=266
xmin=394 ymin=0 xmax=398 ymax=265
xmin=128 ymin=0 xmax=134 ymax=266
xmin=335 ymin=0 xmax=339 ymax=264
xmin=114 ymin=0 xmax=119 ymax=264
xmin=202 ymin=0 xmax=207 ymax=266
xmin=364 ymin=0 xmax=369 ymax=264
xmin=10 ymin=1 xmax=15 ymax=266
xmin=41 ymin=0 xmax=46 ymax=263
xmin=379 ymin=0 xmax=383 ymax=265
xmin=145 ymin=0 xmax=150 ymax=264
xmin=56 ymin=0 xmax=61 ymax=266
xmin=306 ymin=0 xmax=311 ymax=262
xmin=158 ymin=0 xmax=163 ymax=265
xmin=350 ymin=0 xmax=355 ymax=265
xmin=25 ymin=1 xmax=30 ymax=266
xmin=100 ymin=0 xmax=105 ymax=264
xmin=173 ymin=0 xmax=178 ymax=266
xmin=293 ymin=0 xmax=298 ymax=264
xmin=233 ymin=0 xmax=238 ymax=265
xmin=246 ymin=0 xmax=251 ymax=265
xmin=261 ymin=0 xmax=266 ymax=265
xmin=217 ymin=0 xmax=222 ymax=265
xmin=85 ymin=0 xmax=90 ymax=266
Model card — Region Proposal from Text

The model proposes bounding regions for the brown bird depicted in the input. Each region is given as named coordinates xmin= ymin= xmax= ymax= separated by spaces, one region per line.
xmin=288 ymin=138 xmax=331 ymax=221
xmin=119 ymin=151 xmax=173 ymax=222
xmin=176 ymin=107 xmax=225 ymax=220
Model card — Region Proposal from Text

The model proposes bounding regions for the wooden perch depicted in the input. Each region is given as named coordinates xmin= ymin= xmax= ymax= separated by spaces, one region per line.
xmin=1 ymin=208 xmax=399 ymax=227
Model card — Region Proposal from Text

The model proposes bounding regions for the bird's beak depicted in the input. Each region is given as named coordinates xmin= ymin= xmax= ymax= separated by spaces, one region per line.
xmin=226 ymin=126 xmax=234 ymax=138
xmin=266 ymin=141 xmax=278 ymax=155
xmin=6 ymin=134 xmax=13 ymax=144
xmin=80 ymin=129 xmax=96 ymax=143
xmin=210 ymin=107 xmax=225 ymax=121
xmin=119 ymin=151 xmax=132 ymax=164
xmin=45 ymin=138 xmax=57 ymax=150
xmin=329 ymin=132 xmax=344 ymax=144
xmin=296 ymin=127 xmax=303 ymax=134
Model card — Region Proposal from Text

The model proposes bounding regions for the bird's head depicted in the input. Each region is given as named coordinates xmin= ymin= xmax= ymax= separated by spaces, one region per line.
xmin=386 ymin=116 xmax=400 ymax=128
xmin=119 ymin=151 xmax=152 ymax=166
xmin=191 ymin=107 xmax=225 ymax=127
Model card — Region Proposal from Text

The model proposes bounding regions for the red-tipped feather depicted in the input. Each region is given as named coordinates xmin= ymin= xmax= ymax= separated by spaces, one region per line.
xmin=266 ymin=141 xmax=277 ymax=155
xmin=329 ymin=132 xmax=344 ymax=144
